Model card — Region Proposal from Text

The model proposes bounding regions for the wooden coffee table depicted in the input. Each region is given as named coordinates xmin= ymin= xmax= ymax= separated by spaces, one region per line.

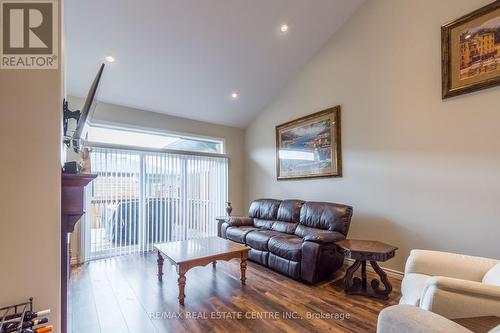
xmin=336 ymin=239 xmax=398 ymax=300
xmin=154 ymin=237 xmax=250 ymax=305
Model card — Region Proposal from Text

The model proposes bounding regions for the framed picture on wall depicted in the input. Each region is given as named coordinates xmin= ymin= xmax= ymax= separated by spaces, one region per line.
xmin=275 ymin=106 xmax=342 ymax=180
xmin=441 ymin=1 xmax=500 ymax=99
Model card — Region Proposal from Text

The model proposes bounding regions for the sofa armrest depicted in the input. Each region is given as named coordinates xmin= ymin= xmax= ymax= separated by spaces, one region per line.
xmin=302 ymin=230 xmax=345 ymax=244
xmin=226 ymin=216 xmax=254 ymax=227
xmin=404 ymin=250 xmax=498 ymax=281
xmin=377 ymin=305 xmax=473 ymax=333
xmin=420 ymin=276 xmax=500 ymax=319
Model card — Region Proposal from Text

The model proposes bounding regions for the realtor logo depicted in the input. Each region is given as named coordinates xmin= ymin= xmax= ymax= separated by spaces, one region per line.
xmin=1 ymin=0 xmax=58 ymax=69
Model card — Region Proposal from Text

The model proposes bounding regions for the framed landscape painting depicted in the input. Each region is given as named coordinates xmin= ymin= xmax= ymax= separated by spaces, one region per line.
xmin=442 ymin=1 xmax=500 ymax=99
xmin=275 ymin=106 xmax=341 ymax=180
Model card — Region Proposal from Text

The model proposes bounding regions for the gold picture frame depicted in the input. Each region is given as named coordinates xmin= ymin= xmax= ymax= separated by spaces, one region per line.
xmin=275 ymin=106 xmax=342 ymax=180
xmin=442 ymin=1 xmax=500 ymax=99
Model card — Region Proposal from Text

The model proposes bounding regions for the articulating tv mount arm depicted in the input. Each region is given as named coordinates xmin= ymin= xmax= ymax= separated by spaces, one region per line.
xmin=62 ymin=99 xmax=80 ymax=147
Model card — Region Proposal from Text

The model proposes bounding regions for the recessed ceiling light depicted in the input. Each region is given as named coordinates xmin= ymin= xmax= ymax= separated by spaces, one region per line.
xmin=280 ymin=24 xmax=289 ymax=33
xmin=231 ymin=92 xmax=239 ymax=99
xmin=105 ymin=55 xmax=115 ymax=63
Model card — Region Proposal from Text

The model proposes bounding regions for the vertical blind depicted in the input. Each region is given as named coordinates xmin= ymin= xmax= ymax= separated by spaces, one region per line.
xmin=83 ymin=146 xmax=228 ymax=260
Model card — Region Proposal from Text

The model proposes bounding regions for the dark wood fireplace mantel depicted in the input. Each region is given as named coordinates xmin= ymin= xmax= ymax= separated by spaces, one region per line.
xmin=61 ymin=173 xmax=97 ymax=333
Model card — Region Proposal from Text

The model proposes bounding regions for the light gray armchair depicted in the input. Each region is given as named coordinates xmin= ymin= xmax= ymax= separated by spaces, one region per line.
xmin=399 ymin=249 xmax=500 ymax=319
xmin=377 ymin=305 xmax=475 ymax=333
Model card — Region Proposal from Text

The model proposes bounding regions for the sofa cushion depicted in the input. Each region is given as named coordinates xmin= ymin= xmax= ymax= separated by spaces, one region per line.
xmin=482 ymin=263 xmax=500 ymax=287
xmin=226 ymin=226 xmax=258 ymax=244
xmin=276 ymin=200 xmax=304 ymax=222
xmin=269 ymin=200 xmax=304 ymax=234
xmin=299 ymin=201 xmax=353 ymax=235
xmin=248 ymin=199 xmax=281 ymax=220
xmin=253 ymin=218 xmax=275 ymax=230
xmin=270 ymin=221 xmax=298 ymax=234
xmin=245 ymin=230 xmax=285 ymax=251
xmin=268 ymin=253 xmax=301 ymax=279
xmin=268 ymin=235 xmax=303 ymax=261
xmin=399 ymin=272 xmax=429 ymax=306
xmin=248 ymin=248 xmax=269 ymax=266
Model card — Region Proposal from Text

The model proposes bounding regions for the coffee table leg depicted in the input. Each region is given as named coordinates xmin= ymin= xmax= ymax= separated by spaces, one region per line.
xmin=370 ymin=261 xmax=392 ymax=299
xmin=240 ymin=251 xmax=248 ymax=285
xmin=212 ymin=261 xmax=216 ymax=269
xmin=177 ymin=266 xmax=186 ymax=305
xmin=157 ymin=251 xmax=164 ymax=282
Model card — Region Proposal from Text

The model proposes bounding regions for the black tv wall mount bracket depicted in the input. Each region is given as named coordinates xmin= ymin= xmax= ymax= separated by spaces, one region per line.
xmin=63 ymin=98 xmax=81 ymax=146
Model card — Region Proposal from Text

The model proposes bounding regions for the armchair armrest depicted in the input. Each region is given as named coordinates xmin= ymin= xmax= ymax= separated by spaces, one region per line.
xmin=226 ymin=216 xmax=253 ymax=227
xmin=420 ymin=276 xmax=500 ymax=319
xmin=377 ymin=305 xmax=473 ymax=333
xmin=405 ymin=250 xmax=498 ymax=281
xmin=303 ymin=230 xmax=345 ymax=244
xmin=424 ymin=276 xmax=500 ymax=301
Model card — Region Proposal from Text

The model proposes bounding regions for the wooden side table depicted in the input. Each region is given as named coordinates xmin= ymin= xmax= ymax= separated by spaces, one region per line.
xmin=336 ymin=239 xmax=398 ymax=300
xmin=216 ymin=216 xmax=229 ymax=237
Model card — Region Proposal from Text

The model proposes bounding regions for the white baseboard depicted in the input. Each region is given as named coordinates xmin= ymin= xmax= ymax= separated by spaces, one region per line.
xmin=344 ymin=258 xmax=404 ymax=279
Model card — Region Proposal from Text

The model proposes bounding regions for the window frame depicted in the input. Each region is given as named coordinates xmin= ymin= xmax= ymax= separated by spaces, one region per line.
xmin=83 ymin=121 xmax=227 ymax=158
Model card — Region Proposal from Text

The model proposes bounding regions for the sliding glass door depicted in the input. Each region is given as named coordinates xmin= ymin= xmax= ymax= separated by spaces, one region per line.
xmin=83 ymin=147 xmax=228 ymax=261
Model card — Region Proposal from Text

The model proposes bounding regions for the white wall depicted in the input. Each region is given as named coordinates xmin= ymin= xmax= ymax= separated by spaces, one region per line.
xmin=245 ymin=0 xmax=500 ymax=271
xmin=0 ymin=1 xmax=62 ymax=329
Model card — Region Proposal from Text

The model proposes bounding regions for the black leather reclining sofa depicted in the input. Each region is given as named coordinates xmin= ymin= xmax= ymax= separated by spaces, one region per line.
xmin=219 ymin=199 xmax=353 ymax=283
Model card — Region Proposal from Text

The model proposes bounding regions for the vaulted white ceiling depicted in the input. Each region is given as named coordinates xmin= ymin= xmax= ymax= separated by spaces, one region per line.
xmin=65 ymin=0 xmax=364 ymax=128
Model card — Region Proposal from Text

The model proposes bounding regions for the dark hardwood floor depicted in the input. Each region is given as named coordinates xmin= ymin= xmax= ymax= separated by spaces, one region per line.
xmin=69 ymin=253 xmax=401 ymax=333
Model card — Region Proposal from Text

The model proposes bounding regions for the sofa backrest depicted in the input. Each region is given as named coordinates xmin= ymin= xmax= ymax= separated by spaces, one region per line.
xmin=248 ymin=199 xmax=352 ymax=236
xmin=295 ymin=201 xmax=353 ymax=237
xmin=248 ymin=199 xmax=281 ymax=229
xmin=270 ymin=200 xmax=305 ymax=234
